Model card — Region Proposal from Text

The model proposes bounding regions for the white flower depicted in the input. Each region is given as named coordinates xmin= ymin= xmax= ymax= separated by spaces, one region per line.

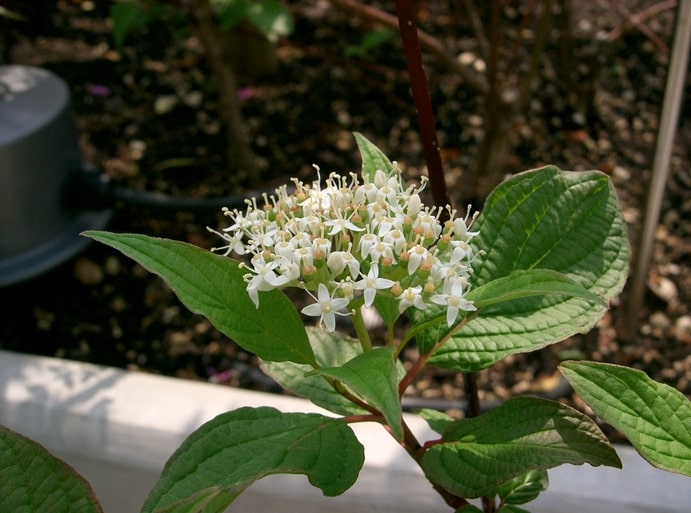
xmin=301 ymin=283 xmax=350 ymax=332
xmin=369 ymin=240 xmax=394 ymax=263
xmin=430 ymin=278 xmax=476 ymax=327
xmin=450 ymin=240 xmax=472 ymax=263
xmin=354 ymin=182 xmax=378 ymax=204
xmin=312 ymin=237 xmax=332 ymax=258
xmin=406 ymin=244 xmax=428 ymax=274
xmin=327 ymin=248 xmax=360 ymax=279
xmin=354 ymin=265 xmax=395 ymax=307
xmin=359 ymin=232 xmax=380 ymax=258
xmin=274 ymin=240 xmax=297 ymax=261
xmin=406 ymin=193 xmax=423 ymax=216
xmin=324 ymin=212 xmax=364 ymax=236
xmin=398 ymin=286 xmax=426 ymax=313
xmin=210 ymin=158 xmax=482 ymax=328
xmin=207 ymin=228 xmax=245 ymax=256
xmin=245 ymin=258 xmax=289 ymax=307
xmin=452 ymin=209 xmax=480 ymax=239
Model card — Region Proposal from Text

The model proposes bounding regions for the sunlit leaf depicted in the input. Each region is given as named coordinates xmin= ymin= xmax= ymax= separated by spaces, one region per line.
xmin=142 ymin=407 xmax=364 ymax=513
xmin=560 ymin=360 xmax=691 ymax=477
xmin=415 ymin=167 xmax=630 ymax=371
xmin=83 ymin=232 xmax=315 ymax=365
xmin=421 ymin=397 xmax=620 ymax=498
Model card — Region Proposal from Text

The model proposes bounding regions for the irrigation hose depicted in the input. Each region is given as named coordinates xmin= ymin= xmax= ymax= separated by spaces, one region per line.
xmin=63 ymin=166 xmax=276 ymax=213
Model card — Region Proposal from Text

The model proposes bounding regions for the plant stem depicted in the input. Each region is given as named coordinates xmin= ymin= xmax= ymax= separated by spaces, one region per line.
xmin=398 ymin=313 xmax=477 ymax=396
xmin=462 ymin=372 xmax=482 ymax=418
xmin=400 ymin=419 xmax=470 ymax=510
xmin=394 ymin=0 xmax=449 ymax=209
xmin=351 ymin=306 xmax=374 ymax=351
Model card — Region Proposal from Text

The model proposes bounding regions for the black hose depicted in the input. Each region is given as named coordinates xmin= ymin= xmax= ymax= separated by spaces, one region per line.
xmin=63 ymin=166 xmax=275 ymax=213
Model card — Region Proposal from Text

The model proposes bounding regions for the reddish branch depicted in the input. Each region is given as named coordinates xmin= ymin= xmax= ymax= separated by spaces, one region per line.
xmin=393 ymin=0 xmax=449 ymax=208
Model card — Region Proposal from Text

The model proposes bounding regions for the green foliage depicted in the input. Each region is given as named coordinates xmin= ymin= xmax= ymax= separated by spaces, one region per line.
xmin=110 ymin=0 xmax=292 ymax=51
xmin=141 ymin=407 xmax=364 ymax=513
xmin=0 ymin=425 xmax=103 ymax=513
xmin=560 ymin=361 xmax=691 ymax=477
xmin=420 ymin=397 xmax=620 ymax=498
xmin=8 ymin=134 xmax=686 ymax=513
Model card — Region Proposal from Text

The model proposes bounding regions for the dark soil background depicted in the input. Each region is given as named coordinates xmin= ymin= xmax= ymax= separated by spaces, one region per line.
xmin=1 ymin=1 xmax=689 ymax=431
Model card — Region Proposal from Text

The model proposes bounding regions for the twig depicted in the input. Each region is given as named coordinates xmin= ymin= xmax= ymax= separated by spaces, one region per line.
xmin=604 ymin=0 xmax=673 ymax=55
xmin=329 ymin=0 xmax=488 ymax=94
xmin=460 ymin=0 xmax=490 ymax=61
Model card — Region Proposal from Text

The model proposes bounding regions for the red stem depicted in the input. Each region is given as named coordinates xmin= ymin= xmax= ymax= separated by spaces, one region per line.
xmin=394 ymin=0 xmax=449 ymax=208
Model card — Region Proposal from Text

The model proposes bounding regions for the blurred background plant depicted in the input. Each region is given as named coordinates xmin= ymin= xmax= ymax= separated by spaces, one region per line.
xmin=108 ymin=0 xmax=294 ymax=185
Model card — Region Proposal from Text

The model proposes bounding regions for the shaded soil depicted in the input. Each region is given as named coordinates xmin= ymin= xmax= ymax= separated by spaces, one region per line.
xmin=1 ymin=1 xmax=689 ymax=433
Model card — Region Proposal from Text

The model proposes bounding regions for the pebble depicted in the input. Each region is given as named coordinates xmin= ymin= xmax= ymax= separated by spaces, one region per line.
xmin=673 ymin=315 xmax=691 ymax=344
xmin=74 ymin=258 xmax=103 ymax=285
xmin=154 ymin=95 xmax=178 ymax=115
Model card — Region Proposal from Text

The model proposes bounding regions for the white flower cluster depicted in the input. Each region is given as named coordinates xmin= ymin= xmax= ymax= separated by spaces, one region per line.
xmin=210 ymin=165 xmax=480 ymax=332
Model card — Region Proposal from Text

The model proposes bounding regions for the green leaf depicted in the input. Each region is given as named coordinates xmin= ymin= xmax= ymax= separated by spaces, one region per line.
xmin=110 ymin=1 xmax=147 ymax=50
xmin=417 ymin=167 xmax=630 ymax=371
xmin=492 ymin=469 xmax=548 ymax=505
xmin=312 ymin=347 xmax=403 ymax=440
xmin=246 ymin=0 xmax=293 ymax=41
xmin=420 ymin=397 xmax=621 ymax=498
xmin=142 ymin=407 xmax=364 ymax=513
xmin=560 ymin=361 xmax=691 ymax=477
xmin=418 ymin=409 xmax=455 ymax=435
xmin=354 ymin=132 xmax=396 ymax=183
xmin=261 ymin=328 xmax=370 ymax=416
xmin=83 ymin=232 xmax=315 ymax=365
xmin=0 ymin=425 xmax=103 ymax=513
xmin=466 ymin=269 xmax=606 ymax=309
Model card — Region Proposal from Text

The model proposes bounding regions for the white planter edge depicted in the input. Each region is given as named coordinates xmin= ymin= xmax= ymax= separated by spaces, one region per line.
xmin=0 ymin=349 xmax=687 ymax=513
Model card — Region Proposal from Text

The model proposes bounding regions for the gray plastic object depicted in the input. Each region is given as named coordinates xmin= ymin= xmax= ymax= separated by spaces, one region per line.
xmin=0 ymin=64 xmax=111 ymax=287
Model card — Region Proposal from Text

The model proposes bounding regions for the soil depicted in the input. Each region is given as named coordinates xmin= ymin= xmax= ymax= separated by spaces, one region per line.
xmin=1 ymin=1 xmax=689 ymax=436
